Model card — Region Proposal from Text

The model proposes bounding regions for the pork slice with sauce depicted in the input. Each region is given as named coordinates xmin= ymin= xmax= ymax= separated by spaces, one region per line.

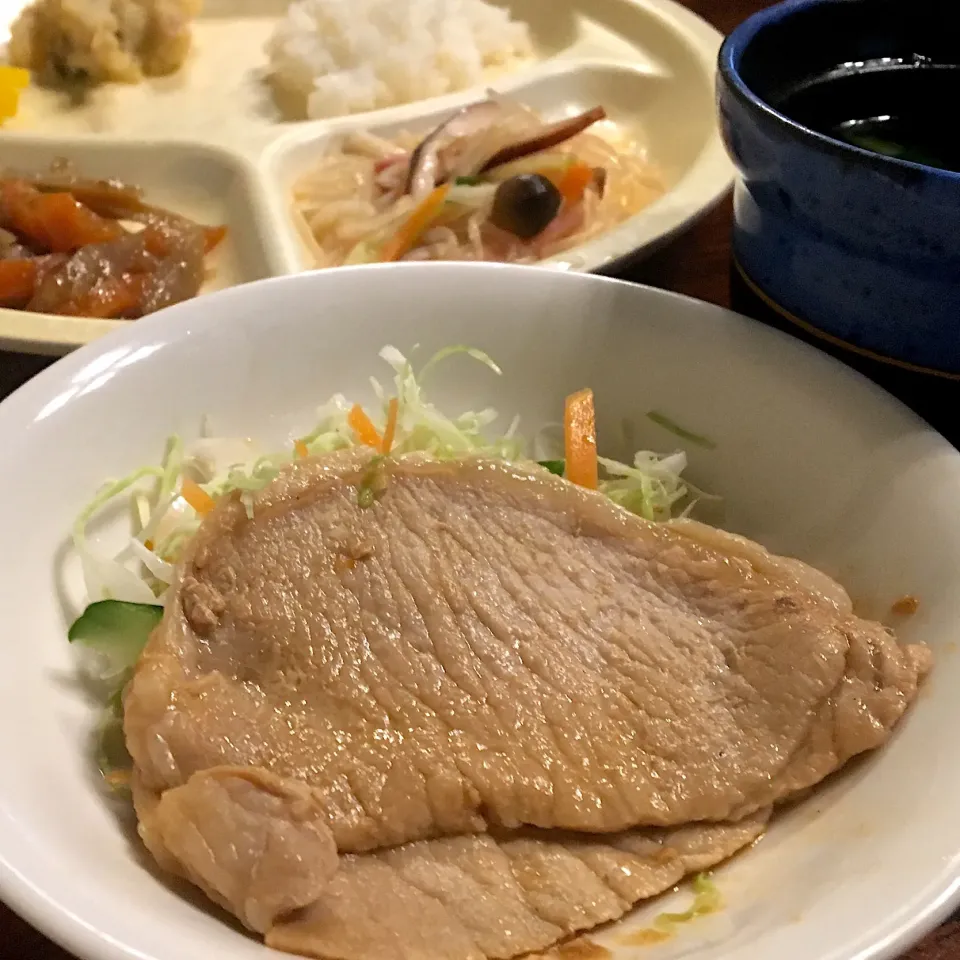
xmin=132 ymin=762 xmax=768 ymax=958
xmin=122 ymin=449 xmax=930 ymax=953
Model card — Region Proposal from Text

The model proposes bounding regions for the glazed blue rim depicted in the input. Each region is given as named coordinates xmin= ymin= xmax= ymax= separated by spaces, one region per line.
xmin=718 ymin=0 xmax=960 ymax=182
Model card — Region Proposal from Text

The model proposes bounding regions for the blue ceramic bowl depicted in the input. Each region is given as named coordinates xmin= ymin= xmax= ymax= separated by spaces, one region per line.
xmin=717 ymin=0 xmax=960 ymax=378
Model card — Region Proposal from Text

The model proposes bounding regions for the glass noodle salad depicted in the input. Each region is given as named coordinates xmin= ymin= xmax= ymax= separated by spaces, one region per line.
xmin=292 ymin=94 xmax=665 ymax=267
xmin=68 ymin=345 xmax=702 ymax=785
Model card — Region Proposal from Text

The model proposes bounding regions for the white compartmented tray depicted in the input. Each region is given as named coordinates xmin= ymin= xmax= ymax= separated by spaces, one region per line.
xmin=0 ymin=0 xmax=729 ymax=354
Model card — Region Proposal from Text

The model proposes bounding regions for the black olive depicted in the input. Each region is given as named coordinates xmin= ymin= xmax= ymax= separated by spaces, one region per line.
xmin=489 ymin=174 xmax=562 ymax=240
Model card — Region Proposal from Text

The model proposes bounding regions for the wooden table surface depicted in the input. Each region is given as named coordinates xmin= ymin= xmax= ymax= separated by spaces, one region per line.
xmin=3 ymin=0 xmax=959 ymax=957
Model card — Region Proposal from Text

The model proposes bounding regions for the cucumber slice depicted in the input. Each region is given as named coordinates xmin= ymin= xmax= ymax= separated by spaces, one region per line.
xmin=68 ymin=600 xmax=161 ymax=790
xmin=68 ymin=599 xmax=163 ymax=674
xmin=538 ymin=459 xmax=565 ymax=476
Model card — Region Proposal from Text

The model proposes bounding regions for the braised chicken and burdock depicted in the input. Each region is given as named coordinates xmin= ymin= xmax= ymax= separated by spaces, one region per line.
xmin=68 ymin=347 xmax=931 ymax=960
xmin=293 ymin=96 xmax=665 ymax=266
xmin=0 ymin=162 xmax=226 ymax=318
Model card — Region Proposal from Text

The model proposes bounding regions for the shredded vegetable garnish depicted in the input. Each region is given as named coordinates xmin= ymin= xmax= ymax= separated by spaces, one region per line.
xmin=598 ymin=451 xmax=693 ymax=523
xmin=181 ymin=477 xmax=215 ymax=515
xmin=538 ymin=459 xmax=565 ymax=477
xmin=625 ymin=873 xmax=722 ymax=946
xmin=70 ymin=345 xmax=699 ymax=608
xmin=557 ymin=162 xmax=593 ymax=205
xmin=348 ymin=403 xmax=383 ymax=449
xmin=68 ymin=598 xmax=163 ymax=789
xmin=381 ymin=183 xmax=451 ymax=262
xmin=68 ymin=343 xmax=702 ymax=790
xmin=564 ymin=388 xmax=598 ymax=490
xmin=70 ymin=343 xmax=699 ymax=614
xmin=382 ymin=397 xmax=400 ymax=455
xmin=357 ymin=454 xmax=387 ymax=509
xmin=654 ymin=873 xmax=722 ymax=931
xmin=646 ymin=410 xmax=716 ymax=450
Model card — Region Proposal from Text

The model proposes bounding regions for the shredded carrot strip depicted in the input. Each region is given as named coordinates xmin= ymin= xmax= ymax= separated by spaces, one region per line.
xmin=557 ymin=163 xmax=594 ymax=206
xmin=294 ymin=439 xmax=309 ymax=458
xmin=103 ymin=769 xmax=131 ymax=789
xmin=381 ymin=397 xmax=399 ymax=455
xmin=203 ymin=225 xmax=228 ymax=254
xmin=564 ymin=388 xmax=598 ymax=490
xmin=380 ymin=184 xmax=450 ymax=262
xmin=181 ymin=477 xmax=216 ymax=515
xmin=144 ymin=539 xmax=154 ymax=551
xmin=348 ymin=404 xmax=383 ymax=449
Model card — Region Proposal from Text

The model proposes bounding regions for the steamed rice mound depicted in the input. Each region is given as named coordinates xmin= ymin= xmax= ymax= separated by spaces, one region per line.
xmin=264 ymin=0 xmax=533 ymax=119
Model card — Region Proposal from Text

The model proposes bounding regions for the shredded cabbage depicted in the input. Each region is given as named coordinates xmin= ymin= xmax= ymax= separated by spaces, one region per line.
xmin=653 ymin=872 xmax=722 ymax=930
xmin=626 ymin=873 xmax=722 ymax=945
xmin=70 ymin=344 xmax=700 ymax=673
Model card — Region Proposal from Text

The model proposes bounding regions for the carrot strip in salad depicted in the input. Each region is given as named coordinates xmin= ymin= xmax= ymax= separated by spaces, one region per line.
xmin=202 ymin=225 xmax=228 ymax=254
xmin=348 ymin=404 xmax=382 ymax=449
xmin=380 ymin=184 xmax=450 ymax=262
xmin=381 ymin=397 xmax=399 ymax=455
xmin=103 ymin=769 xmax=131 ymax=790
xmin=294 ymin=439 xmax=309 ymax=458
xmin=181 ymin=477 xmax=215 ymax=515
xmin=564 ymin=388 xmax=598 ymax=490
xmin=557 ymin=163 xmax=594 ymax=206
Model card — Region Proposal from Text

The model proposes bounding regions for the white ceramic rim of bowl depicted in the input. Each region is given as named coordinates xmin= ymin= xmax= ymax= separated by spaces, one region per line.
xmin=0 ymin=263 xmax=957 ymax=960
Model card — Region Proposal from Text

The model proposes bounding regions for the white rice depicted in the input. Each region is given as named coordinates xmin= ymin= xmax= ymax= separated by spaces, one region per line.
xmin=264 ymin=0 xmax=533 ymax=119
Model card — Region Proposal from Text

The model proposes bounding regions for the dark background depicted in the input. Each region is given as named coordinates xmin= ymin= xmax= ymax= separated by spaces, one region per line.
xmin=3 ymin=1 xmax=958 ymax=957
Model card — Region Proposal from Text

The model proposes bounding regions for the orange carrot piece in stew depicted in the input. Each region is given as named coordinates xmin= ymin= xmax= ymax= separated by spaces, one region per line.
xmin=82 ymin=278 xmax=140 ymax=319
xmin=56 ymin=276 xmax=141 ymax=319
xmin=143 ymin=222 xmax=226 ymax=259
xmin=1 ymin=180 xmax=52 ymax=250
xmin=33 ymin=192 xmax=123 ymax=252
xmin=0 ymin=258 xmax=37 ymax=306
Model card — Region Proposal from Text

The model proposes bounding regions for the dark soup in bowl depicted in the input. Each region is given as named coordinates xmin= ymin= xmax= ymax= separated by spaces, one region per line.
xmin=776 ymin=58 xmax=960 ymax=173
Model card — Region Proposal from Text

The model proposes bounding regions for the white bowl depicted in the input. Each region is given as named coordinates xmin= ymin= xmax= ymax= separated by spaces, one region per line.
xmin=0 ymin=263 xmax=958 ymax=960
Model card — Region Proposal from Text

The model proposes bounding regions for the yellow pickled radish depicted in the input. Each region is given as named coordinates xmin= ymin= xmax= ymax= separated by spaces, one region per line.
xmin=0 ymin=67 xmax=29 ymax=125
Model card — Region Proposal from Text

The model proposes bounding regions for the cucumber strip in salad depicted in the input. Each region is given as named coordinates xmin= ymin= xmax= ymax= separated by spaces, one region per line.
xmin=68 ymin=599 xmax=163 ymax=681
